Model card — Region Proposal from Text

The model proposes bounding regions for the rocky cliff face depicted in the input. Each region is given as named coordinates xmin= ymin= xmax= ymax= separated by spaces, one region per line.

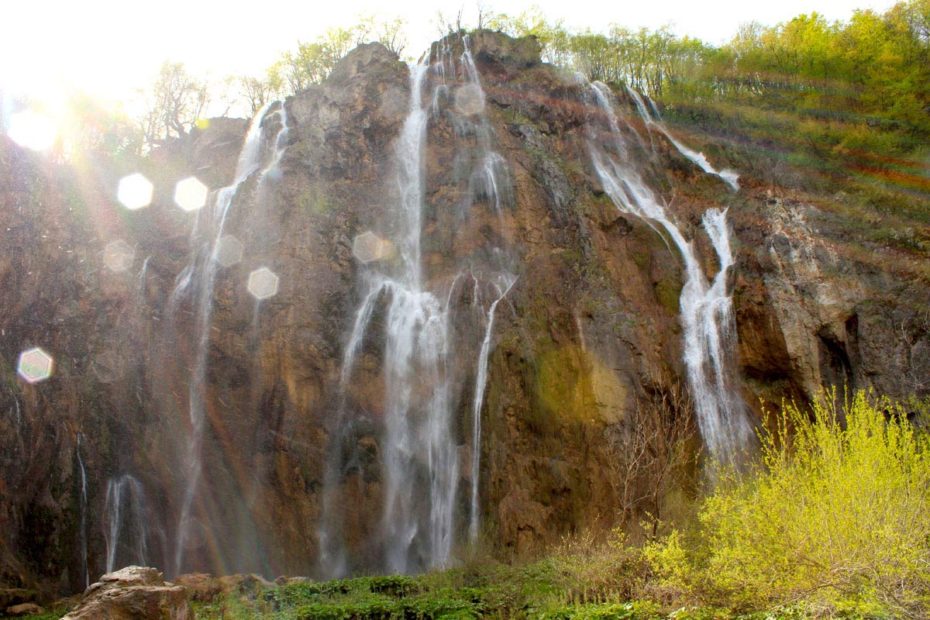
xmin=1 ymin=31 xmax=927 ymax=595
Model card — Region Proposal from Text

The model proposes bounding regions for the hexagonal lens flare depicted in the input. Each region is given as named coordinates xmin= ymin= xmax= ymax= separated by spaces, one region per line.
xmin=103 ymin=240 xmax=135 ymax=272
xmin=174 ymin=176 xmax=209 ymax=212
xmin=117 ymin=173 xmax=153 ymax=210
xmin=247 ymin=267 xmax=279 ymax=300
xmin=17 ymin=347 xmax=54 ymax=383
xmin=352 ymin=231 xmax=395 ymax=264
xmin=454 ymin=84 xmax=485 ymax=116
xmin=214 ymin=235 xmax=244 ymax=267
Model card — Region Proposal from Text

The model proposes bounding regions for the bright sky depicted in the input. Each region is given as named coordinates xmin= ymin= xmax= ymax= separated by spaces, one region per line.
xmin=0 ymin=0 xmax=898 ymax=116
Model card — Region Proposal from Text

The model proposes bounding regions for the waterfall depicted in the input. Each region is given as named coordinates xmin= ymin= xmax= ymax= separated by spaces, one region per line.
xmin=320 ymin=64 xmax=444 ymax=577
xmin=586 ymin=82 xmax=754 ymax=465
xmin=137 ymin=256 xmax=150 ymax=298
xmin=322 ymin=35 xmax=517 ymax=576
xmin=171 ymin=100 xmax=287 ymax=575
xmin=76 ymin=434 xmax=89 ymax=587
xmin=623 ymin=85 xmax=740 ymax=191
xmin=468 ymin=273 xmax=515 ymax=542
xmin=104 ymin=474 xmax=150 ymax=573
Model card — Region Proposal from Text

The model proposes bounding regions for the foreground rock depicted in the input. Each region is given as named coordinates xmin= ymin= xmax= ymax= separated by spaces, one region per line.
xmin=5 ymin=602 xmax=44 ymax=616
xmin=62 ymin=566 xmax=192 ymax=619
xmin=175 ymin=571 xmax=275 ymax=602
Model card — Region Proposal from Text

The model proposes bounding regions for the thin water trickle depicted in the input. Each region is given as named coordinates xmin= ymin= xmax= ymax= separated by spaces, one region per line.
xmin=172 ymin=100 xmax=288 ymax=575
xmin=587 ymin=82 xmax=754 ymax=466
xmin=623 ymin=85 xmax=740 ymax=191
xmin=76 ymin=434 xmax=89 ymax=588
xmin=469 ymin=274 xmax=515 ymax=542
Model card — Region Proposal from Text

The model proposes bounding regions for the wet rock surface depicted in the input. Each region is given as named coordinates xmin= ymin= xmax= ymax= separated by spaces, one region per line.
xmin=1 ymin=30 xmax=927 ymax=595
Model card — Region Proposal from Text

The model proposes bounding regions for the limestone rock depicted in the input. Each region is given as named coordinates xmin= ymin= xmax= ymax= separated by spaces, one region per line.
xmin=0 ymin=589 xmax=36 ymax=610
xmin=5 ymin=602 xmax=44 ymax=616
xmin=62 ymin=566 xmax=192 ymax=620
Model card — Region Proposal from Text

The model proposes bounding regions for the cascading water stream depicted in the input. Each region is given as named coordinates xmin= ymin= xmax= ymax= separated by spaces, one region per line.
xmin=623 ymin=85 xmax=740 ymax=191
xmin=468 ymin=273 xmax=515 ymax=542
xmin=586 ymin=82 xmax=754 ymax=465
xmin=320 ymin=64 xmax=446 ymax=577
xmin=322 ymin=36 xmax=517 ymax=576
xmin=171 ymin=100 xmax=287 ymax=575
xmin=104 ymin=474 xmax=150 ymax=573
xmin=76 ymin=434 xmax=89 ymax=587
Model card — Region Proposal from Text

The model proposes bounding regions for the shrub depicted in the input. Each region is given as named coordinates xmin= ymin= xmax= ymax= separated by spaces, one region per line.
xmin=648 ymin=391 xmax=930 ymax=617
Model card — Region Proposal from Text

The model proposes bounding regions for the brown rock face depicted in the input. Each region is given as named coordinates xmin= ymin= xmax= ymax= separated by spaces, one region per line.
xmin=1 ymin=30 xmax=928 ymax=594
xmin=62 ymin=566 xmax=192 ymax=619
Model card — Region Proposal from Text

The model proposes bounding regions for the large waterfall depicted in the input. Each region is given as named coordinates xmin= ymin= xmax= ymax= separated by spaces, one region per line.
xmin=320 ymin=35 xmax=516 ymax=577
xmin=586 ymin=81 xmax=755 ymax=465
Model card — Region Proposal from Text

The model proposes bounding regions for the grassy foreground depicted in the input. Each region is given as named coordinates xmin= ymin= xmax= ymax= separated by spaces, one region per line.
xmin=193 ymin=391 xmax=930 ymax=619
xmin=24 ymin=391 xmax=929 ymax=619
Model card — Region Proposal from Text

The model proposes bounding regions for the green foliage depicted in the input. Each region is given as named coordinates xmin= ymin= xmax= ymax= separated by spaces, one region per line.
xmin=646 ymin=391 xmax=930 ymax=617
xmin=488 ymin=13 xmax=711 ymax=97
xmin=491 ymin=1 xmax=929 ymax=217
xmin=267 ymin=17 xmax=408 ymax=97
xmin=537 ymin=601 xmax=657 ymax=619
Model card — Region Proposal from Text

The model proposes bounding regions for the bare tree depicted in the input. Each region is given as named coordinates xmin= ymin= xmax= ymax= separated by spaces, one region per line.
xmin=238 ymin=76 xmax=274 ymax=115
xmin=605 ymin=383 xmax=697 ymax=537
xmin=434 ymin=8 xmax=465 ymax=37
xmin=140 ymin=62 xmax=208 ymax=149
xmin=374 ymin=17 xmax=407 ymax=57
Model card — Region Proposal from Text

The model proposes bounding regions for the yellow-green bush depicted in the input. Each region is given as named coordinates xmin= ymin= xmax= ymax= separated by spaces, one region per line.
xmin=648 ymin=391 xmax=930 ymax=617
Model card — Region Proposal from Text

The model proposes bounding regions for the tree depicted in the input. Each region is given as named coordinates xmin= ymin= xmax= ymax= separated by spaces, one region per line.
xmin=140 ymin=62 xmax=208 ymax=149
xmin=268 ymin=19 xmax=410 ymax=97
xmin=237 ymin=76 xmax=274 ymax=115
xmin=365 ymin=16 xmax=407 ymax=57
xmin=65 ymin=93 xmax=142 ymax=158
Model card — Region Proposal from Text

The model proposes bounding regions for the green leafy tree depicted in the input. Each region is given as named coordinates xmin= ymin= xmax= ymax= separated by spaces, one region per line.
xmin=268 ymin=18 xmax=409 ymax=97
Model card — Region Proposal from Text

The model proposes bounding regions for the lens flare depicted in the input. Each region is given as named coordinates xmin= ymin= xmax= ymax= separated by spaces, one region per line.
xmin=174 ymin=177 xmax=209 ymax=212
xmin=103 ymin=240 xmax=135 ymax=272
xmin=215 ymin=235 xmax=244 ymax=267
xmin=352 ymin=231 xmax=395 ymax=264
xmin=17 ymin=347 xmax=54 ymax=383
xmin=247 ymin=267 xmax=279 ymax=300
xmin=117 ymin=173 xmax=153 ymax=210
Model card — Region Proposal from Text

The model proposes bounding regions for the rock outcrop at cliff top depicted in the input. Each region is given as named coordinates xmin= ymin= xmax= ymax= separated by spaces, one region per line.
xmin=1 ymin=29 xmax=928 ymax=595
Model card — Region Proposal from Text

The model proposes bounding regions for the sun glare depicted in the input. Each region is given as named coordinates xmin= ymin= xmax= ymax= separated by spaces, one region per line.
xmin=6 ymin=110 xmax=58 ymax=152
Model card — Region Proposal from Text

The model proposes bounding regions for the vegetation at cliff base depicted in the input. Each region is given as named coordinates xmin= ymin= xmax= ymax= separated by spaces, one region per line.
xmin=144 ymin=392 xmax=928 ymax=619
xmin=647 ymin=391 xmax=930 ymax=617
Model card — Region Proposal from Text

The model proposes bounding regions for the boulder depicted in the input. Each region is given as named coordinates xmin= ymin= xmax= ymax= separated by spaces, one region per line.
xmin=62 ymin=566 xmax=192 ymax=620
xmin=0 ymin=589 xmax=36 ymax=610
xmin=5 ymin=602 xmax=44 ymax=616
xmin=175 ymin=571 xmax=274 ymax=602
